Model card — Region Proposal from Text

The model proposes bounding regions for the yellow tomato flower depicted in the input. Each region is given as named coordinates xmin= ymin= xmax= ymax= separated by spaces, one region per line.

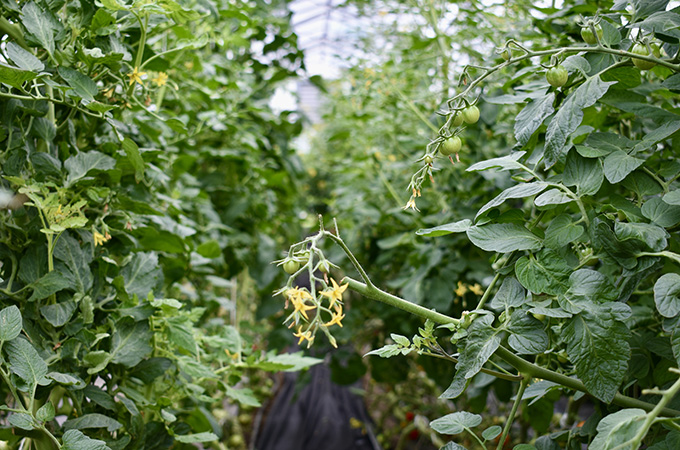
xmin=93 ymin=231 xmax=107 ymax=246
xmin=469 ymin=283 xmax=484 ymax=296
xmin=324 ymin=310 xmax=345 ymax=328
xmin=152 ymin=72 xmax=168 ymax=87
xmin=128 ymin=67 xmax=146 ymax=86
xmin=320 ymin=278 xmax=348 ymax=309
xmin=288 ymin=288 xmax=315 ymax=320
xmin=293 ymin=326 xmax=314 ymax=346
xmin=455 ymin=281 xmax=468 ymax=297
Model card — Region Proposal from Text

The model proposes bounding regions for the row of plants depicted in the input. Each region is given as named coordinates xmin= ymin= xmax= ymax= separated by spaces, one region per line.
xmin=0 ymin=0 xmax=319 ymax=448
xmin=283 ymin=0 xmax=680 ymax=448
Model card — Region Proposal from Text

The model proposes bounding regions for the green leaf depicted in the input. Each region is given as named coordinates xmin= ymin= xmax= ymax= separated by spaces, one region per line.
xmin=0 ymin=305 xmax=22 ymax=342
xmin=544 ymin=214 xmax=584 ymax=249
xmin=129 ymin=358 xmax=173 ymax=383
xmin=592 ymin=218 xmax=640 ymax=270
xmin=439 ymin=370 xmax=468 ymax=399
xmin=225 ymin=386 xmax=261 ymax=407
xmin=174 ymin=432 xmax=219 ymax=444
xmin=0 ymin=63 xmax=38 ymax=88
xmin=54 ymin=233 xmax=93 ymax=293
xmin=562 ymin=150 xmax=604 ymax=196
xmin=84 ymin=351 xmax=112 ymax=375
xmin=489 ymin=277 xmax=526 ymax=309
xmin=534 ymin=188 xmax=573 ymax=207
xmin=615 ymin=222 xmax=667 ymax=251
xmin=164 ymin=316 xmax=196 ymax=354
xmin=364 ymin=344 xmax=403 ymax=358
xmin=59 ymin=67 xmax=98 ymax=102
xmin=662 ymin=73 xmax=680 ymax=90
xmin=467 ymin=224 xmax=542 ymax=253
xmin=603 ymin=151 xmax=645 ymax=184
xmin=121 ymin=252 xmax=163 ymax=299
xmin=507 ymin=310 xmax=548 ymax=354
xmin=263 ymin=352 xmax=322 ymax=372
xmin=6 ymin=338 xmax=48 ymax=392
xmin=122 ymin=138 xmax=145 ymax=182
xmin=391 ymin=333 xmax=410 ymax=346
xmin=22 ymin=2 xmax=56 ymax=55
xmin=430 ymin=411 xmax=482 ymax=435
xmin=46 ymin=372 xmax=86 ymax=389
xmin=64 ymin=151 xmax=116 ymax=186
xmin=40 ymin=301 xmax=77 ymax=327
xmin=9 ymin=413 xmax=35 ymax=430
xmin=440 ymin=443 xmax=467 ymax=450
xmin=466 ymin=152 xmax=526 ymax=173
xmin=642 ymin=197 xmax=680 ymax=228
xmin=6 ymin=42 xmax=44 ymax=72
xmin=110 ymin=318 xmax=152 ymax=367
xmin=29 ymin=271 xmax=72 ymax=301
xmin=85 ymin=101 xmax=118 ymax=113
xmin=561 ymin=55 xmax=590 ymax=76
xmin=631 ymin=121 xmax=680 ymax=153
xmin=563 ymin=305 xmax=631 ymax=403
xmin=62 ymin=429 xmax=111 ymax=450
xmin=36 ymin=402 xmax=55 ymax=422
xmin=456 ymin=314 xmax=501 ymax=378
xmin=654 ymin=273 xmax=680 ymax=318
xmin=589 ymin=409 xmax=646 ymax=450
xmin=544 ymin=76 xmax=616 ymax=167
xmin=481 ymin=425 xmax=502 ymax=441
xmin=663 ymin=190 xmax=680 ymax=205
xmin=515 ymin=249 xmax=571 ymax=295
xmin=514 ymin=94 xmax=555 ymax=146
xmin=196 ymin=239 xmax=221 ymax=258
xmin=64 ymin=414 xmax=123 ymax=432
xmin=416 ymin=219 xmax=472 ymax=237
xmin=477 ymin=182 xmax=548 ymax=219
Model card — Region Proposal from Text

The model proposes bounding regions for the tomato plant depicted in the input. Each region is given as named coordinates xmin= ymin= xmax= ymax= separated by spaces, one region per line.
xmin=0 ymin=0 xmax=320 ymax=449
xmin=279 ymin=1 xmax=680 ymax=449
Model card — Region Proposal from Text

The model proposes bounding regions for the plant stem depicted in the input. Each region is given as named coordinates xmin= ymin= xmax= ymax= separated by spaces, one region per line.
xmin=496 ymin=376 xmax=528 ymax=450
xmin=612 ymin=371 xmax=680 ymax=450
xmin=344 ymin=278 xmax=459 ymax=325
xmin=344 ymin=275 xmax=680 ymax=416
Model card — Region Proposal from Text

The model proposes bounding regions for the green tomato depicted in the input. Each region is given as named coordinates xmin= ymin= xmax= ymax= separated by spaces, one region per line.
xmin=451 ymin=112 xmax=464 ymax=127
xmin=296 ymin=250 xmax=310 ymax=265
xmin=440 ymin=136 xmax=462 ymax=156
xmin=462 ymin=105 xmax=480 ymax=124
xmin=581 ymin=24 xmax=603 ymax=44
xmin=318 ymin=260 xmax=330 ymax=273
xmin=501 ymin=49 xmax=510 ymax=61
xmin=631 ymin=43 xmax=660 ymax=70
xmin=283 ymin=259 xmax=299 ymax=274
xmin=423 ymin=155 xmax=434 ymax=164
xmin=546 ymin=65 xmax=568 ymax=87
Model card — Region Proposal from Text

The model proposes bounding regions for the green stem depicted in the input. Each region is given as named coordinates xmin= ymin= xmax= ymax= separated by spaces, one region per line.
xmin=465 ymin=426 xmax=486 ymax=449
xmin=324 ymin=230 xmax=377 ymax=289
xmin=344 ymin=275 xmax=680 ymax=416
xmin=344 ymin=278 xmax=459 ymax=325
xmin=643 ymin=167 xmax=669 ymax=194
xmin=376 ymin=166 xmax=407 ymax=208
xmin=0 ymin=17 xmax=29 ymax=49
xmin=0 ymin=365 xmax=28 ymax=410
xmin=549 ymin=183 xmax=590 ymax=227
xmin=450 ymin=44 xmax=680 ymax=110
xmin=613 ymin=372 xmax=680 ymax=450
xmin=496 ymin=376 xmax=529 ymax=450
xmin=637 ymin=251 xmax=680 ymax=264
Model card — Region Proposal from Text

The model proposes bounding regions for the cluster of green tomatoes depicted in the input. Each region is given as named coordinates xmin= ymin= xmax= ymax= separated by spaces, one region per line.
xmin=433 ymin=103 xmax=480 ymax=162
xmin=545 ymin=22 xmax=662 ymax=89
